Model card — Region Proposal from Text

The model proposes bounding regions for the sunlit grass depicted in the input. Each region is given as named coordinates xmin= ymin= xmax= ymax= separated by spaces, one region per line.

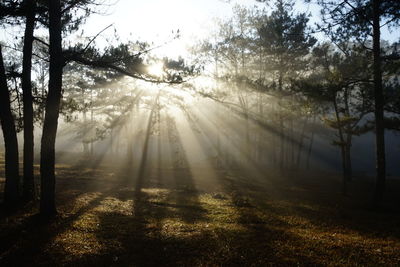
xmin=1 ymin=145 xmax=400 ymax=266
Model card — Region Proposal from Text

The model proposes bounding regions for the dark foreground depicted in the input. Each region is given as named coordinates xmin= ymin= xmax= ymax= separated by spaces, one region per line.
xmin=1 ymin=162 xmax=400 ymax=266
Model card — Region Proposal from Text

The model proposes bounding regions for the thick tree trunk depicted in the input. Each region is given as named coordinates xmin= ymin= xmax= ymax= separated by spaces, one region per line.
xmin=40 ymin=0 xmax=63 ymax=216
xmin=372 ymin=0 xmax=386 ymax=204
xmin=22 ymin=0 xmax=36 ymax=201
xmin=0 ymin=46 xmax=20 ymax=208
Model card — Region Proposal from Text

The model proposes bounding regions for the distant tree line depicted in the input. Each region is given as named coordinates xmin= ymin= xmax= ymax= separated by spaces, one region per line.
xmin=194 ymin=0 xmax=399 ymax=201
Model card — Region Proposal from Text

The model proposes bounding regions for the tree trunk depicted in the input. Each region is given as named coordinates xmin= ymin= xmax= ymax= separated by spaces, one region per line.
xmin=278 ymin=71 xmax=285 ymax=171
xmin=333 ymin=97 xmax=347 ymax=195
xmin=372 ymin=0 xmax=386 ymax=204
xmin=0 ymin=45 xmax=20 ymax=208
xmin=40 ymin=0 xmax=63 ymax=216
xmin=22 ymin=0 xmax=36 ymax=201
xmin=290 ymin=116 xmax=294 ymax=168
xmin=296 ymin=117 xmax=308 ymax=168
xmin=82 ymin=110 xmax=89 ymax=154
xmin=345 ymin=133 xmax=353 ymax=181
xmin=90 ymin=90 xmax=94 ymax=155
xmin=245 ymin=110 xmax=250 ymax=161
xmin=306 ymin=116 xmax=316 ymax=170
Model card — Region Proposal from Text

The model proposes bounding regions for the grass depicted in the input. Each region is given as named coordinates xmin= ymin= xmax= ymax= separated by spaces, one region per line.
xmin=0 ymin=161 xmax=400 ymax=266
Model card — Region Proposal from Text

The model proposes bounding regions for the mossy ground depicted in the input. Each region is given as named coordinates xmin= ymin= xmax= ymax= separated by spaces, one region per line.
xmin=0 ymin=160 xmax=400 ymax=266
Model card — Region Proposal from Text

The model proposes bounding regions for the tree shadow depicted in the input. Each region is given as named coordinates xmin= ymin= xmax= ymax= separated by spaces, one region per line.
xmin=0 ymin=182 xmax=119 ymax=266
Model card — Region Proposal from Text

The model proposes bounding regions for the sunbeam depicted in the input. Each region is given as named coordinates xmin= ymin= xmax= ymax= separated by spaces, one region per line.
xmin=1 ymin=0 xmax=399 ymax=266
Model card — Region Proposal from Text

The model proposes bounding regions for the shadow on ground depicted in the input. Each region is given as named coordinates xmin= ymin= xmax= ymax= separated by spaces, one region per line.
xmin=0 ymin=160 xmax=400 ymax=266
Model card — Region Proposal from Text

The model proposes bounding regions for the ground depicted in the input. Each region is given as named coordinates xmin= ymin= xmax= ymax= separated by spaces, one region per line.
xmin=0 ymin=159 xmax=400 ymax=266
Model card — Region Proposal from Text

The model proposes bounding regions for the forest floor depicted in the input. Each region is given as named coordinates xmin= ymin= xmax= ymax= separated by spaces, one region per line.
xmin=0 ymin=157 xmax=400 ymax=266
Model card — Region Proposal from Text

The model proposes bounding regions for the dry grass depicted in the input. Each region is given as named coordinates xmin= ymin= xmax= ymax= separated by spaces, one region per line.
xmin=0 ymin=162 xmax=400 ymax=266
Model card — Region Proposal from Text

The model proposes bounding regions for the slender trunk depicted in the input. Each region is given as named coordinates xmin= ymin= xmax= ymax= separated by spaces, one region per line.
xmin=333 ymin=96 xmax=347 ymax=195
xmin=345 ymin=133 xmax=352 ymax=181
xmin=136 ymin=94 xmax=158 ymax=188
xmin=216 ymin=105 xmax=221 ymax=168
xmin=259 ymin=46 xmax=263 ymax=80
xmin=110 ymin=128 xmax=114 ymax=157
xmin=278 ymin=71 xmax=285 ymax=171
xmin=40 ymin=65 xmax=46 ymax=121
xmin=90 ymin=91 xmax=94 ymax=155
xmin=82 ymin=87 xmax=88 ymax=154
xmin=215 ymin=56 xmax=221 ymax=168
xmin=245 ymin=110 xmax=250 ymax=160
xmin=82 ymin=110 xmax=89 ymax=154
xmin=279 ymin=114 xmax=284 ymax=170
xmin=272 ymin=103 xmax=278 ymax=167
xmin=257 ymin=92 xmax=263 ymax=163
xmin=296 ymin=118 xmax=308 ymax=168
xmin=290 ymin=117 xmax=294 ymax=168
xmin=372 ymin=0 xmax=386 ymax=204
xmin=22 ymin=0 xmax=36 ymax=201
xmin=125 ymin=124 xmax=132 ymax=162
xmin=157 ymin=100 xmax=161 ymax=176
xmin=0 ymin=46 xmax=20 ymax=208
xmin=40 ymin=0 xmax=63 ymax=216
xmin=343 ymin=88 xmax=352 ymax=182
xmin=306 ymin=116 xmax=316 ymax=169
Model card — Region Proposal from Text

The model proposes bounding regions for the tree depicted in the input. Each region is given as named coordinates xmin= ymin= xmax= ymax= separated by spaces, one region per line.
xmin=0 ymin=45 xmax=20 ymax=209
xmin=39 ymin=0 xmax=64 ymax=216
xmin=311 ymin=0 xmax=400 ymax=204
xmin=21 ymin=0 xmax=37 ymax=201
xmin=39 ymin=2 xmax=192 ymax=215
xmin=0 ymin=0 xmax=34 ymax=206
xmin=295 ymin=43 xmax=374 ymax=194
xmin=1 ymin=0 xmax=47 ymax=203
xmin=257 ymin=0 xmax=316 ymax=170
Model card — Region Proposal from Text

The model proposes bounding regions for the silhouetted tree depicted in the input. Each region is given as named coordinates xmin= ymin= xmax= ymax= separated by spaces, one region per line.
xmin=296 ymin=43 xmax=374 ymax=194
xmin=21 ymin=0 xmax=37 ymax=201
xmin=40 ymin=0 xmax=63 ymax=216
xmin=310 ymin=0 xmax=400 ymax=204
xmin=0 ymin=45 xmax=20 ymax=209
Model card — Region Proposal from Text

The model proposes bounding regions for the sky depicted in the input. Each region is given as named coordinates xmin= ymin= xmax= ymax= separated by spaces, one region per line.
xmin=83 ymin=0 xmax=399 ymax=59
xmin=84 ymin=0 xmax=259 ymax=58
xmin=0 ymin=0 xmax=398 ymax=58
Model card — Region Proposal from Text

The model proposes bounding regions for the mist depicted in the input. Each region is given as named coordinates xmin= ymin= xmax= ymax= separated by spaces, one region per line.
xmin=1 ymin=0 xmax=400 ymax=266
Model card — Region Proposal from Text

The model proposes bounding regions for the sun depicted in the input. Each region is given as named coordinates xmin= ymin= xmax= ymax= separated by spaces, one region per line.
xmin=147 ymin=62 xmax=164 ymax=77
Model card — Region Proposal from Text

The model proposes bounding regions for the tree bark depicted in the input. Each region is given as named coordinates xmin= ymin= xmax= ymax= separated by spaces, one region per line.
xmin=372 ymin=0 xmax=386 ymax=204
xmin=0 ymin=45 xmax=20 ymax=208
xmin=40 ymin=0 xmax=63 ymax=216
xmin=22 ymin=0 xmax=36 ymax=201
